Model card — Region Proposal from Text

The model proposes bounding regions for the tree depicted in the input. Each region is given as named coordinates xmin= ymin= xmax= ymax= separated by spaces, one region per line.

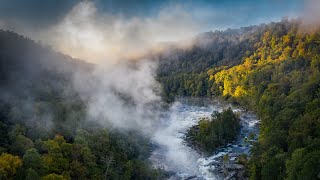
xmin=124 ymin=160 xmax=133 ymax=180
xmin=0 ymin=153 xmax=23 ymax=179
xmin=42 ymin=135 xmax=70 ymax=175
xmin=23 ymin=148 xmax=45 ymax=175
xmin=42 ymin=173 xmax=66 ymax=180
xmin=101 ymin=155 xmax=114 ymax=180
xmin=186 ymin=108 xmax=241 ymax=154
xmin=286 ymin=145 xmax=320 ymax=180
xmin=9 ymin=125 xmax=34 ymax=155
xmin=25 ymin=168 xmax=40 ymax=180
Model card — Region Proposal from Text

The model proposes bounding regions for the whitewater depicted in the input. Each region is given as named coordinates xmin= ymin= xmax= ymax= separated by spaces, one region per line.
xmin=150 ymin=98 xmax=259 ymax=179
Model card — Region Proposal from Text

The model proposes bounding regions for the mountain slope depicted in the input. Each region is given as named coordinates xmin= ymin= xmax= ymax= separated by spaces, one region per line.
xmin=213 ymin=20 xmax=320 ymax=180
xmin=157 ymin=25 xmax=267 ymax=100
xmin=157 ymin=19 xmax=320 ymax=179
xmin=0 ymin=30 xmax=165 ymax=179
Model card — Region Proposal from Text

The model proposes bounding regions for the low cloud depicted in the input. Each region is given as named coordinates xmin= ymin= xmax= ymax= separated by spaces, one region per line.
xmin=39 ymin=1 xmax=203 ymax=63
xmin=300 ymin=0 xmax=320 ymax=29
xmin=41 ymin=1 xmax=202 ymax=133
xmin=1 ymin=1 xmax=200 ymax=133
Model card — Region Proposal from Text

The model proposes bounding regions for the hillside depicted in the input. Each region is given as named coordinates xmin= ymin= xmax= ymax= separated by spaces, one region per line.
xmin=157 ymin=25 xmax=269 ymax=100
xmin=157 ymin=19 xmax=320 ymax=179
xmin=0 ymin=30 xmax=165 ymax=179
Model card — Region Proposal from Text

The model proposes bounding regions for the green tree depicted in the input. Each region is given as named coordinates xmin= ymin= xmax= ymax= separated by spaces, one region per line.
xmin=25 ymin=168 xmax=40 ymax=180
xmin=42 ymin=135 xmax=71 ymax=175
xmin=42 ymin=173 xmax=66 ymax=180
xmin=23 ymin=148 xmax=45 ymax=175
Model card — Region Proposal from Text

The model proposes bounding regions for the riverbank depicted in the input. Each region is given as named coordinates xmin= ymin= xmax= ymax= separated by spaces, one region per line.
xmin=196 ymin=111 xmax=259 ymax=179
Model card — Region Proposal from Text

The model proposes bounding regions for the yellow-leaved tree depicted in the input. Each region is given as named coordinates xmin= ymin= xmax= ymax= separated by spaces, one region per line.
xmin=0 ymin=153 xmax=22 ymax=179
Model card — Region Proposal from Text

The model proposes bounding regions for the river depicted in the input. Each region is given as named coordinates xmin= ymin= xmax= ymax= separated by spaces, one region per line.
xmin=150 ymin=98 xmax=259 ymax=180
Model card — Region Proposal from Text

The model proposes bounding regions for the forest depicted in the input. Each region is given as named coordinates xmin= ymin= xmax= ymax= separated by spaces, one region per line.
xmin=158 ymin=19 xmax=320 ymax=179
xmin=0 ymin=30 xmax=166 ymax=179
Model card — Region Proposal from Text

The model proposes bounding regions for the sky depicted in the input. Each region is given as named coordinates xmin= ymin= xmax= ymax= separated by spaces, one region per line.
xmin=0 ymin=0 xmax=308 ymax=62
xmin=0 ymin=0 xmax=304 ymax=30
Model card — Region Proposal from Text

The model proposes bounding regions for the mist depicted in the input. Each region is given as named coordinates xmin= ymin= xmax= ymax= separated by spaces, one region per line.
xmin=35 ymin=1 xmax=203 ymax=63
xmin=38 ymin=1 xmax=212 ymax=135
xmin=0 ymin=1 xmax=206 ymax=136
xmin=72 ymin=59 xmax=163 ymax=133
xmin=18 ymin=1 xmax=203 ymax=133
xmin=32 ymin=1 xmax=204 ymax=132
xmin=300 ymin=0 xmax=320 ymax=30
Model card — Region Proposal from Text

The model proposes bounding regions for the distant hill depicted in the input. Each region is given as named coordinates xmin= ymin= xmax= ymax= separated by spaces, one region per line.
xmin=0 ymin=30 xmax=91 ymax=100
xmin=0 ymin=30 xmax=94 ymax=139
xmin=157 ymin=25 xmax=261 ymax=76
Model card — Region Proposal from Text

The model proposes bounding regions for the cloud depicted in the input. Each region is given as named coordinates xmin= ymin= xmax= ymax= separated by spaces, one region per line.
xmin=38 ymin=1 xmax=203 ymax=63
xmin=301 ymin=0 xmax=320 ymax=27
xmin=0 ymin=0 xmax=77 ymax=27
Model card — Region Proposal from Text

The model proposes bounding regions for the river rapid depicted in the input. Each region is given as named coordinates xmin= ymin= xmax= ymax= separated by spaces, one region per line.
xmin=150 ymin=98 xmax=259 ymax=180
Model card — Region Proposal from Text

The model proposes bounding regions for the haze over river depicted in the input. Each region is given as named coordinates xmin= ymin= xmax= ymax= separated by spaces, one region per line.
xmin=150 ymin=98 xmax=259 ymax=179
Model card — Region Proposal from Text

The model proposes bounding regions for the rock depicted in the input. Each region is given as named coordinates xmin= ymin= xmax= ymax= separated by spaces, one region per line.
xmin=224 ymin=164 xmax=244 ymax=170
xmin=225 ymin=171 xmax=237 ymax=179
xmin=237 ymin=170 xmax=246 ymax=178
xmin=185 ymin=175 xmax=198 ymax=180
xmin=207 ymin=161 xmax=219 ymax=166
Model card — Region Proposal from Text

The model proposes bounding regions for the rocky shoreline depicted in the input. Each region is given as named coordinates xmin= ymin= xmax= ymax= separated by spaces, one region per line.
xmin=150 ymin=99 xmax=259 ymax=179
xmin=210 ymin=152 xmax=247 ymax=180
xmin=184 ymin=136 xmax=249 ymax=179
xmin=183 ymin=111 xmax=259 ymax=180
